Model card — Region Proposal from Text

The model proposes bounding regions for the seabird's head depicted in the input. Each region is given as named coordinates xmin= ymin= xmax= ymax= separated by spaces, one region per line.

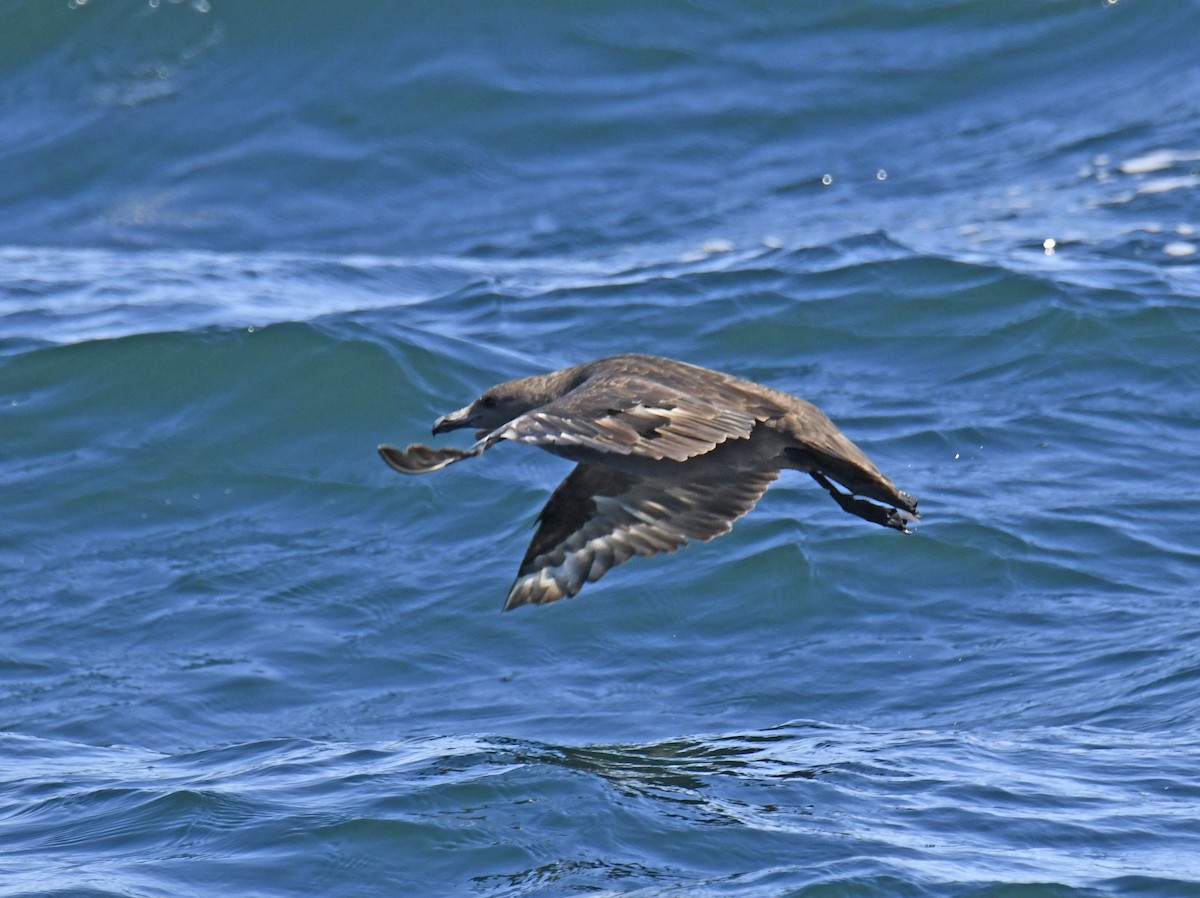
xmin=433 ymin=376 xmax=562 ymax=436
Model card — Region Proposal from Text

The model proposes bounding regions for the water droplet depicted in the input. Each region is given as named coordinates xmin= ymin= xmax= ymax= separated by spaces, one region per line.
xmin=1043 ymin=238 xmax=1057 ymax=255
xmin=876 ymin=169 xmax=888 ymax=181
xmin=821 ymin=174 xmax=833 ymax=186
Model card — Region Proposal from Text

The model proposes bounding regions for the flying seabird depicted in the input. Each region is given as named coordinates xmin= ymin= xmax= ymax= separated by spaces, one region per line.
xmin=378 ymin=354 xmax=919 ymax=610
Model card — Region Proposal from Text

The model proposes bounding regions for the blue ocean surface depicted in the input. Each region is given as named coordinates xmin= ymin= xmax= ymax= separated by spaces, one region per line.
xmin=2 ymin=1 xmax=1200 ymax=895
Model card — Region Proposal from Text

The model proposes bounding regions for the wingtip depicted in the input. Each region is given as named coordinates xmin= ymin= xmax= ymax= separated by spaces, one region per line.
xmin=377 ymin=443 xmax=403 ymax=468
xmin=381 ymin=444 xmax=429 ymax=477
xmin=501 ymin=590 xmax=529 ymax=613
xmin=502 ymin=572 xmax=576 ymax=611
xmin=501 ymin=583 xmax=535 ymax=612
xmin=378 ymin=442 xmax=476 ymax=474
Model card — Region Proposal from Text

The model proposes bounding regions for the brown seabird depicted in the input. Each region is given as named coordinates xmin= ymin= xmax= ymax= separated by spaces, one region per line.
xmin=378 ymin=354 xmax=919 ymax=610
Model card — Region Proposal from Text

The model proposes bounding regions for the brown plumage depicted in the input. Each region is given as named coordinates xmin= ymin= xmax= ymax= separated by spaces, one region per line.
xmin=378 ymin=354 xmax=919 ymax=610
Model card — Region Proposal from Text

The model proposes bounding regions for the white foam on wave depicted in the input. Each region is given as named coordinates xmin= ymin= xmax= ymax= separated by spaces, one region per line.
xmin=0 ymin=245 xmax=629 ymax=346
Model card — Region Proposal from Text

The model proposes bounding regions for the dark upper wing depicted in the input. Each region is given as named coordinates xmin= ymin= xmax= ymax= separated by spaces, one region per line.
xmin=504 ymin=462 xmax=779 ymax=610
xmin=484 ymin=373 xmax=784 ymax=463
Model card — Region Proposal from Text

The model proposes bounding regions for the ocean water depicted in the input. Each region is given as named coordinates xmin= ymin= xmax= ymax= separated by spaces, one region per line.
xmin=2 ymin=0 xmax=1200 ymax=895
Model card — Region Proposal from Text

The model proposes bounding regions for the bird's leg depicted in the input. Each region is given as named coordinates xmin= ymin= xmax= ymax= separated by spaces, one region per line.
xmin=809 ymin=471 xmax=911 ymax=533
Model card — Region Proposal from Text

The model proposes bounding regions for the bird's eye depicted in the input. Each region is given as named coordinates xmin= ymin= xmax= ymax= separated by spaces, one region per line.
xmin=480 ymin=395 xmax=498 ymax=409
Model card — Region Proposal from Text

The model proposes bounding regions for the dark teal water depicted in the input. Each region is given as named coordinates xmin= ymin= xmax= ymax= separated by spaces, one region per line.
xmin=3 ymin=1 xmax=1200 ymax=895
